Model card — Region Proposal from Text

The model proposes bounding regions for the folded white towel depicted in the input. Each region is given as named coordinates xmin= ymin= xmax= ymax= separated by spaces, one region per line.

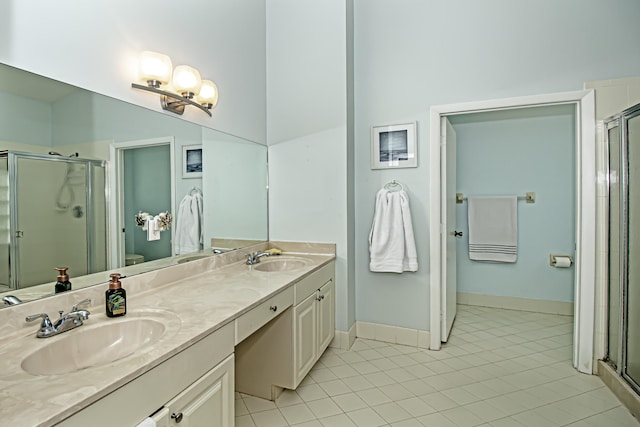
xmin=175 ymin=193 xmax=204 ymax=254
xmin=468 ymin=196 xmax=517 ymax=263
xmin=146 ymin=217 xmax=160 ymax=241
xmin=369 ymin=189 xmax=418 ymax=273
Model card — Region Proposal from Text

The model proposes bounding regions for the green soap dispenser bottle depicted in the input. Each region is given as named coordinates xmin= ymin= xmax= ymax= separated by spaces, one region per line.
xmin=105 ymin=273 xmax=127 ymax=317
xmin=54 ymin=267 xmax=72 ymax=293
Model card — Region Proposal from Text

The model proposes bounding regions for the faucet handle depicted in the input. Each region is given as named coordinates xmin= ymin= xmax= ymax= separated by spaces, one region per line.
xmin=25 ymin=313 xmax=53 ymax=329
xmin=72 ymin=298 xmax=91 ymax=312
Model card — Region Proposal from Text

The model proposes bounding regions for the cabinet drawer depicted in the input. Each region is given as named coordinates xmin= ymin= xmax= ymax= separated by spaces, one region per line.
xmin=295 ymin=262 xmax=335 ymax=305
xmin=235 ymin=286 xmax=294 ymax=344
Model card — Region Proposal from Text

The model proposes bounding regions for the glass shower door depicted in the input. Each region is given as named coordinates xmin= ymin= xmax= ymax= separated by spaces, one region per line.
xmin=13 ymin=156 xmax=89 ymax=288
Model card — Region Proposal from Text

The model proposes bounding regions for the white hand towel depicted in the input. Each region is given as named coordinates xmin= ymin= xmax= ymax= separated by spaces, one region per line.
xmin=175 ymin=193 xmax=203 ymax=254
xmin=369 ymin=189 xmax=418 ymax=273
xmin=146 ymin=217 xmax=160 ymax=241
xmin=468 ymin=196 xmax=517 ymax=262
xmin=134 ymin=417 xmax=156 ymax=427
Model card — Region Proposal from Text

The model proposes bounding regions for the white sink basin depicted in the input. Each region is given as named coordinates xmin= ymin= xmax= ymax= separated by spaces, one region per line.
xmin=21 ymin=312 xmax=179 ymax=376
xmin=253 ymin=257 xmax=311 ymax=272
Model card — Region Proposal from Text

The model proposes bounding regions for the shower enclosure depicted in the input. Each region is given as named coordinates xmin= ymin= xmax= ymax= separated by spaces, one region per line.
xmin=606 ymin=102 xmax=640 ymax=394
xmin=0 ymin=151 xmax=107 ymax=291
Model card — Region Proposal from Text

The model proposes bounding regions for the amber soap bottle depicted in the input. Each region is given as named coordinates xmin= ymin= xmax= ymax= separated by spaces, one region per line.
xmin=54 ymin=267 xmax=72 ymax=294
xmin=105 ymin=273 xmax=127 ymax=317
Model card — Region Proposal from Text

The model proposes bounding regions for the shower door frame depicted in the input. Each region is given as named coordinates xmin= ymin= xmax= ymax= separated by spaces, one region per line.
xmin=429 ymin=89 xmax=596 ymax=374
xmin=606 ymin=103 xmax=640 ymax=394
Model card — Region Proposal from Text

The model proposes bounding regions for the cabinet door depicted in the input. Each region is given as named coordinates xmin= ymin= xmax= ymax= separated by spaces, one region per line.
xmin=317 ymin=279 xmax=335 ymax=355
xmin=166 ymin=354 xmax=234 ymax=427
xmin=294 ymin=292 xmax=318 ymax=385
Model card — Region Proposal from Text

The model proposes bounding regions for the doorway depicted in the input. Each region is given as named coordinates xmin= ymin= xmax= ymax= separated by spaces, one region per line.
xmin=109 ymin=137 xmax=175 ymax=269
xmin=429 ymin=90 xmax=596 ymax=374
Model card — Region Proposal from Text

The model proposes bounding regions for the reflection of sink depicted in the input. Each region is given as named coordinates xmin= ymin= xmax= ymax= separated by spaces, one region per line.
xmin=253 ymin=257 xmax=310 ymax=272
xmin=178 ymin=254 xmax=210 ymax=264
xmin=22 ymin=317 xmax=169 ymax=376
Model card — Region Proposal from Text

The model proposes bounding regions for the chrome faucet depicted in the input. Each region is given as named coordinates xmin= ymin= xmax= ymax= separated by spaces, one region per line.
xmin=25 ymin=299 xmax=91 ymax=338
xmin=245 ymin=250 xmax=270 ymax=265
xmin=213 ymin=248 xmax=236 ymax=254
xmin=3 ymin=295 xmax=22 ymax=305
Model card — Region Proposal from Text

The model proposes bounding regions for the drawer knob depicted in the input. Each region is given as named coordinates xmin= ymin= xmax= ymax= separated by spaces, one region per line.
xmin=171 ymin=412 xmax=183 ymax=423
xmin=270 ymin=305 xmax=278 ymax=312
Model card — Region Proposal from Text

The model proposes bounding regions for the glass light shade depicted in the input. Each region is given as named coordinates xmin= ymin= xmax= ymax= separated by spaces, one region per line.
xmin=197 ymin=80 xmax=219 ymax=108
xmin=139 ymin=51 xmax=172 ymax=86
xmin=172 ymin=65 xmax=202 ymax=97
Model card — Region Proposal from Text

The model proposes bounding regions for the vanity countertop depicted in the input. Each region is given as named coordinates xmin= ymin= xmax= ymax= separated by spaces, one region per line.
xmin=0 ymin=242 xmax=335 ymax=427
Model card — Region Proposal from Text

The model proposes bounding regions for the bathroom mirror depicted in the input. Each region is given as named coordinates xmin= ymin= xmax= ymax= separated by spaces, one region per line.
xmin=0 ymin=63 xmax=268 ymax=305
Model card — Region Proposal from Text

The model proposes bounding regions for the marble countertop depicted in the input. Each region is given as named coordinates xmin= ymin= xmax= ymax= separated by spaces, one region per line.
xmin=0 ymin=242 xmax=335 ymax=427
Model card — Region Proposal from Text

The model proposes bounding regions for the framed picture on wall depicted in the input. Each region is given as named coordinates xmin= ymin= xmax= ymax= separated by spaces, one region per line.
xmin=183 ymin=145 xmax=203 ymax=178
xmin=371 ymin=122 xmax=417 ymax=169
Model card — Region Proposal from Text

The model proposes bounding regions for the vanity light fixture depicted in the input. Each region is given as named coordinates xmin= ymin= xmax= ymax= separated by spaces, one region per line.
xmin=131 ymin=51 xmax=217 ymax=117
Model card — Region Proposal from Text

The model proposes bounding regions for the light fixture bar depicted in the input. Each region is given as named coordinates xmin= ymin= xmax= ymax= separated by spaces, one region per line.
xmin=131 ymin=83 xmax=212 ymax=117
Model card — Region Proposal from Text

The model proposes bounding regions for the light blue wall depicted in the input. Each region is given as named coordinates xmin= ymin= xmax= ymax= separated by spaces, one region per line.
xmin=354 ymin=0 xmax=640 ymax=331
xmin=0 ymin=92 xmax=51 ymax=146
xmin=451 ymin=105 xmax=576 ymax=303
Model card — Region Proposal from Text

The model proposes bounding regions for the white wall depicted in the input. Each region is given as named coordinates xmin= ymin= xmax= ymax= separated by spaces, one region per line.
xmin=0 ymin=0 xmax=266 ymax=144
xmin=266 ymin=0 xmax=355 ymax=333
xmin=354 ymin=0 xmax=640 ymax=331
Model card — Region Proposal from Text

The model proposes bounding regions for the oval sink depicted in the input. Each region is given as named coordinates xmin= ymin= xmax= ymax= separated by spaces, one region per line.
xmin=253 ymin=257 xmax=310 ymax=272
xmin=22 ymin=317 xmax=167 ymax=376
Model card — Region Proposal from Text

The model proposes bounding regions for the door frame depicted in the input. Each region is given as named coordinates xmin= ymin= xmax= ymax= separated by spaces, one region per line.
xmin=109 ymin=137 xmax=176 ymax=269
xmin=428 ymin=90 xmax=596 ymax=374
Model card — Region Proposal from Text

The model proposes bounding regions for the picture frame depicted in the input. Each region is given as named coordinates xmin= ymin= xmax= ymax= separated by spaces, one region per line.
xmin=182 ymin=145 xmax=203 ymax=178
xmin=370 ymin=122 xmax=417 ymax=169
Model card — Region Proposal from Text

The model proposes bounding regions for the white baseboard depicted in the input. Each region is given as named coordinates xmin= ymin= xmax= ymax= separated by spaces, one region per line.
xmin=356 ymin=321 xmax=430 ymax=349
xmin=457 ymin=292 xmax=574 ymax=316
xmin=330 ymin=323 xmax=357 ymax=350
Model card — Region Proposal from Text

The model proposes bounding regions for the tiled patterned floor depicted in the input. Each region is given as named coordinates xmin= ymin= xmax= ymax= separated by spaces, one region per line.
xmin=235 ymin=305 xmax=640 ymax=426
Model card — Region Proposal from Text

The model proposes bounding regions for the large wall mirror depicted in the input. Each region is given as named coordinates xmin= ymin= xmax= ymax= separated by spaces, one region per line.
xmin=0 ymin=63 xmax=268 ymax=306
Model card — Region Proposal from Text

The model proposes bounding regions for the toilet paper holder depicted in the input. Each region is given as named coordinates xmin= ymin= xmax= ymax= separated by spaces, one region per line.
xmin=550 ymin=254 xmax=573 ymax=267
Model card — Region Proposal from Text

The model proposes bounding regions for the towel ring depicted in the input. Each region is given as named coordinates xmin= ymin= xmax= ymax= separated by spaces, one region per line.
xmin=384 ymin=180 xmax=405 ymax=191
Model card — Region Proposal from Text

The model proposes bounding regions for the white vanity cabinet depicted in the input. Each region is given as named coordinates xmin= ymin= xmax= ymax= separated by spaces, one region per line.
xmin=162 ymin=354 xmax=234 ymax=427
xmin=293 ymin=276 xmax=335 ymax=386
xmin=56 ymin=323 xmax=235 ymax=427
xmin=235 ymin=261 xmax=335 ymax=399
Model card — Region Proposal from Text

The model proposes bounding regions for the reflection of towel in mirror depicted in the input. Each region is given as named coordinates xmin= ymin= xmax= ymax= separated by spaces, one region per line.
xmin=146 ymin=217 xmax=160 ymax=241
xmin=175 ymin=192 xmax=203 ymax=254
xmin=369 ymin=189 xmax=418 ymax=273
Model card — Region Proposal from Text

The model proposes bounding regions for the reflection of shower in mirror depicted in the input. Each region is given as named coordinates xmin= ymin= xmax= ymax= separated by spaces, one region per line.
xmin=0 ymin=151 xmax=107 ymax=292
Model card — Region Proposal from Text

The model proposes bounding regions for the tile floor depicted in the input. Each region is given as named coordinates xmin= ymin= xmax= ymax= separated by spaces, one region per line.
xmin=235 ymin=305 xmax=640 ymax=426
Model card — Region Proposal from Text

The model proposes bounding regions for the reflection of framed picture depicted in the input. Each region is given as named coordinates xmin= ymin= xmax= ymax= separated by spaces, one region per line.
xmin=183 ymin=145 xmax=203 ymax=178
xmin=371 ymin=122 xmax=417 ymax=169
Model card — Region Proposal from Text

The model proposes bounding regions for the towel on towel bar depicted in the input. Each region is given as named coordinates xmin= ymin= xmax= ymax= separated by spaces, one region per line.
xmin=468 ymin=196 xmax=517 ymax=263
xmin=369 ymin=189 xmax=418 ymax=273
xmin=174 ymin=192 xmax=204 ymax=254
